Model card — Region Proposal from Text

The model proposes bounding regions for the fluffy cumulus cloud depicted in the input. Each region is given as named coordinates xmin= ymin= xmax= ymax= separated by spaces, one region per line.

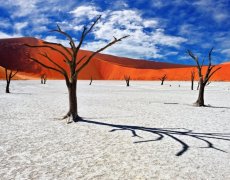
xmin=70 ymin=6 xmax=101 ymax=20
xmin=69 ymin=5 xmax=187 ymax=59
xmin=15 ymin=22 xmax=28 ymax=34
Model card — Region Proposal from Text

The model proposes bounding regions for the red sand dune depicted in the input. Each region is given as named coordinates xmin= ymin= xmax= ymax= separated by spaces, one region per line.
xmin=0 ymin=37 xmax=229 ymax=81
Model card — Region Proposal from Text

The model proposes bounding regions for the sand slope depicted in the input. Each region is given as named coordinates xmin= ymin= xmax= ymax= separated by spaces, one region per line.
xmin=0 ymin=37 xmax=229 ymax=81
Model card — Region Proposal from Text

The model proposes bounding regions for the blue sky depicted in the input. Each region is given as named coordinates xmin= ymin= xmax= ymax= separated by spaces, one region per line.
xmin=0 ymin=0 xmax=230 ymax=65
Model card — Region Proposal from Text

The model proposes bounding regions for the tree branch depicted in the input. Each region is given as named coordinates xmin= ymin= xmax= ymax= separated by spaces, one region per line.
xmin=43 ymin=41 xmax=72 ymax=57
xmin=75 ymin=26 xmax=87 ymax=54
xmin=187 ymin=50 xmax=200 ymax=69
xmin=74 ymin=16 xmax=102 ymax=64
xmin=205 ymin=66 xmax=221 ymax=83
xmin=29 ymin=56 xmax=63 ymax=74
xmin=76 ymin=55 xmax=87 ymax=66
xmin=10 ymin=70 xmax=18 ymax=79
xmin=24 ymin=44 xmax=70 ymax=62
xmin=50 ymin=24 xmax=76 ymax=51
xmin=39 ymin=52 xmax=66 ymax=74
xmin=208 ymin=47 xmax=214 ymax=67
xmin=76 ymin=35 xmax=129 ymax=73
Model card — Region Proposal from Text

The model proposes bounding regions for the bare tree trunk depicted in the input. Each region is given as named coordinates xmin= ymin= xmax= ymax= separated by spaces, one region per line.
xmin=89 ymin=76 xmax=92 ymax=85
xmin=195 ymin=81 xmax=205 ymax=106
xmin=197 ymin=82 xmax=200 ymax=90
xmin=124 ymin=75 xmax=130 ymax=87
xmin=126 ymin=80 xmax=130 ymax=87
xmin=44 ymin=77 xmax=47 ymax=84
xmin=191 ymin=70 xmax=195 ymax=90
xmin=191 ymin=80 xmax=194 ymax=90
xmin=6 ymin=81 xmax=10 ymax=93
xmin=67 ymin=81 xmax=78 ymax=121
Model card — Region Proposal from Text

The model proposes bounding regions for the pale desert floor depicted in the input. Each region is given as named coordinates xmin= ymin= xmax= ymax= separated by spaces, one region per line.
xmin=0 ymin=80 xmax=230 ymax=180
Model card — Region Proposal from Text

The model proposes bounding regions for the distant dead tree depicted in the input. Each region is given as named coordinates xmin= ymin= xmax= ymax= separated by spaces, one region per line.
xmin=25 ymin=15 xmax=129 ymax=122
xmin=159 ymin=74 xmax=167 ymax=85
xmin=44 ymin=76 xmax=47 ymax=84
xmin=40 ymin=74 xmax=43 ymax=84
xmin=191 ymin=70 xmax=195 ymax=90
xmin=41 ymin=73 xmax=47 ymax=84
xmin=5 ymin=67 xmax=18 ymax=93
xmin=124 ymin=75 xmax=130 ymax=87
xmin=187 ymin=48 xmax=221 ymax=106
xmin=89 ymin=76 xmax=93 ymax=85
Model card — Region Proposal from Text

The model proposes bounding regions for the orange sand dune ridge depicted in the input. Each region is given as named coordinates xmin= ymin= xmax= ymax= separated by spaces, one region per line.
xmin=0 ymin=37 xmax=229 ymax=81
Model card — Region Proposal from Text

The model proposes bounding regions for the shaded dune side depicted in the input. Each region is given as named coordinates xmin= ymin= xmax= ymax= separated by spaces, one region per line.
xmin=0 ymin=37 xmax=229 ymax=81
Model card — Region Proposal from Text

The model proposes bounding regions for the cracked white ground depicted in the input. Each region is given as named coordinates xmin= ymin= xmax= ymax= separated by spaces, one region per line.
xmin=0 ymin=80 xmax=230 ymax=179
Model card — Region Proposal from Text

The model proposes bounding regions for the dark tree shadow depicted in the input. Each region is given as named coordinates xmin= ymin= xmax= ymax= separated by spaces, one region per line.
xmin=11 ymin=92 xmax=32 ymax=95
xmin=79 ymin=119 xmax=230 ymax=156
xmin=204 ymin=105 xmax=230 ymax=109
xmin=164 ymin=102 xmax=230 ymax=110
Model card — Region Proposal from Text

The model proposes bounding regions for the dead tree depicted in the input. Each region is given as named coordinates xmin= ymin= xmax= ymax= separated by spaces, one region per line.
xmin=40 ymin=73 xmax=47 ymax=84
xmin=159 ymin=74 xmax=167 ymax=85
xmin=43 ymin=74 xmax=47 ymax=84
xmin=25 ymin=16 xmax=129 ymax=122
xmin=187 ymin=48 xmax=221 ymax=106
xmin=124 ymin=75 xmax=130 ymax=87
xmin=5 ymin=68 xmax=18 ymax=93
xmin=89 ymin=76 xmax=93 ymax=85
xmin=191 ymin=70 xmax=195 ymax=90
xmin=41 ymin=74 xmax=44 ymax=84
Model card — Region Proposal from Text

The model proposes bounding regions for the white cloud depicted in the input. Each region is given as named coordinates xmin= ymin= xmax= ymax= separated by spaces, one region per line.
xmin=0 ymin=19 xmax=11 ymax=29
xmin=143 ymin=20 xmax=158 ymax=28
xmin=165 ymin=51 xmax=179 ymax=56
xmin=15 ymin=22 xmax=28 ymax=34
xmin=151 ymin=29 xmax=186 ymax=48
xmin=111 ymin=1 xmax=129 ymax=9
xmin=178 ymin=23 xmax=207 ymax=46
xmin=42 ymin=35 xmax=70 ymax=47
xmin=221 ymin=49 xmax=230 ymax=56
xmin=0 ymin=31 xmax=22 ymax=38
xmin=32 ymin=26 xmax=48 ymax=33
xmin=3 ymin=0 xmax=38 ymax=17
xmin=73 ymin=25 xmax=84 ymax=31
xmin=69 ymin=5 xmax=101 ymax=20
xmin=0 ymin=31 xmax=13 ymax=39
xmin=82 ymin=39 xmax=163 ymax=59
xmin=70 ymin=6 xmax=186 ymax=59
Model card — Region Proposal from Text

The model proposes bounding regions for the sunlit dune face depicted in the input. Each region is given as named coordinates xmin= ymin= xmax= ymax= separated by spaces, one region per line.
xmin=0 ymin=38 xmax=229 ymax=81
